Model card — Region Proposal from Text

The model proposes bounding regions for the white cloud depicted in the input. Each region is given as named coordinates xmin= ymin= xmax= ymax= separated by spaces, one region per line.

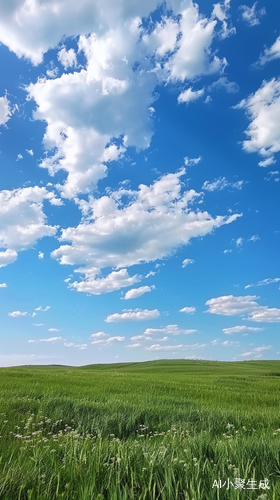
xmin=90 ymin=332 xmax=108 ymax=340
xmin=0 ymin=249 xmax=18 ymax=268
xmin=0 ymin=95 xmax=12 ymax=126
xmin=235 ymin=237 xmax=243 ymax=247
xmin=39 ymin=337 xmax=63 ymax=342
xmin=38 ymin=252 xmax=44 ymax=260
xmin=127 ymin=343 xmax=142 ymax=348
xmin=223 ymin=249 xmax=232 ymax=253
xmin=69 ymin=268 xmax=139 ymax=295
xmin=35 ymin=306 xmax=50 ymax=312
xmin=8 ymin=311 xmax=28 ymax=317
xmin=208 ymin=76 xmax=239 ymax=93
xmin=107 ymin=336 xmax=125 ymax=342
xmin=145 ymin=271 xmax=156 ymax=278
xmin=245 ymin=277 xmax=280 ymax=289
xmin=143 ymin=325 xmax=197 ymax=336
xmin=248 ymin=308 xmax=280 ymax=323
xmin=11 ymin=1 xmax=231 ymax=198
xmin=178 ymin=87 xmax=205 ymax=105
xmin=57 ymin=46 xmax=77 ymax=69
xmin=52 ymin=170 xmax=241 ymax=276
xmin=0 ymin=283 xmax=7 ymax=288
xmin=16 ymin=154 xmax=23 ymax=161
xmin=33 ymin=323 xmax=44 ymax=326
xmin=179 ymin=306 xmax=196 ymax=314
xmin=184 ymin=156 xmax=202 ymax=167
xmin=25 ymin=149 xmax=34 ymax=156
xmin=239 ymin=2 xmax=266 ymax=27
xmin=202 ymin=177 xmax=243 ymax=191
xmin=241 ymin=345 xmax=271 ymax=357
xmin=248 ymin=234 xmax=260 ymax=242
xmin=146 ymin=344 xmax=184 ymax=352
xmin=166 ymin=3 xmax=227 ymax=81
xmin=257 ymin=34 xmax=280 ymax=66
xmin=46 ymin=65 xmax=59 ymax=79
xmin=223 ymin=325 xmax=264 ymax=335
xmin=259 ymin=157 xmax=276 ymax=168
xmin=90 ymin=333 xmax=125 ymax=345
xmin=105 ymin=308 xmax=160 ymax=322
xmin=205 ymin=295 xmax=260 ymax=316
xmin=0 ymin=187 xmax=58 ymax=258
xmin=130 ymin=335 xmax=152 ymax=342
xmin=221 ymin=340 xmax=240 ymax=346
xmin=48 ymin=328 xmax=59 ymax=332
xmin=211 ymin=0 xmax=236 ymax=39
xmin=182 ymin=258 xmax=194 ymax=268
xmin=206 ymin=294 xmax=280 ymax=323
xmin=123 ymin=285 xmax=154 ymax=300
xmin=145 ymin=342 xmax=206 ymax=352
xmin=234 ymin=78 xmax=280 ymax=166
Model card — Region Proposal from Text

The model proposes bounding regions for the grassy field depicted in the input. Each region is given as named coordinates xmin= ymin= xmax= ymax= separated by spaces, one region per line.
xmin=0 ymin=359 xmax=280 ymax=499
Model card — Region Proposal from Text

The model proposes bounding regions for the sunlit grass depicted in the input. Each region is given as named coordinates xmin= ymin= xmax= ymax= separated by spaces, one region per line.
xmin=0 ymin=360 xmax=280 ymax=499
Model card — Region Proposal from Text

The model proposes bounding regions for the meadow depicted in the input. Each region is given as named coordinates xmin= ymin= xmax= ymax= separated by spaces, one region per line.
xmin=0 ymin=359 xmax=280 ymax=499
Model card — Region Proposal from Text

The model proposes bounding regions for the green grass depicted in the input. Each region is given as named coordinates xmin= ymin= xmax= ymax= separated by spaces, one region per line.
xmin=0 ymin=359 xmax=280 ymax=499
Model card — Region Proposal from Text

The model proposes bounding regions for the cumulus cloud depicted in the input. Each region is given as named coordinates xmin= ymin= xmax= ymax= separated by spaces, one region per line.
xmin=179 ymin=306 xmax=196 ymax=314
xmin=90 ymin=333 xmax=125 ymax=345
xmin=52 ymin=170 xmax=241 ymax=281
xmin=0 ymin=249 xmax=18 ymax=268
xmin=184 ymin=156 xmax=202 ymax=167
xmin=205 ymin=295 xmax=260 ymax=316
xmin=208 ymin=76 xmax=239 ymax=93
xmin=234 ymin=78 xmax=280 ymax=166
xmin=69 ymin=268 xmax=139 ymax=295
xmin=48 ymin=328 xmax=59 ymax=332
xmin=105 ymin=308 xmax=160 ymax=322
xmin=202 ymin=177 xmax=243 ymax=191
xmin=239 ymin=2 xmax=266 ymax=27
xmin=90 ymin=332 xmax=108 ymax=340
xmin=245 ymin=277 xmax=280 ymax=289
xmin=258 ymin=35 xmax=280 ymax=65
xmin=57 ymin=46 xmax=77 ymax=69
xmin=182 ymin=258 xmax=194 ymax=268
xmin=0 ymin=283 xmax=7 ymax=288
xmin=38 ymin=252 xmax=44 ymax=260
xmin=123 ymin=285 xmax=155 ymax=300
xmin=223 ymin=325 xmax=264 ymax=335
xmin=0 ymin=187 xmax=58 ymax=261
xmin=178 ymin=87 xmax=205 ymax=105
xmin=8 ymin=311 xmax=28 ymax=317
xmin=211 ymin=0 xmax=236 ymax=39
xmin=248 ymin=308 xmax=280 ymax=323
xmin=143 ymin=325 xmax=197 ymax=336
xmin=206 ymin=294 xmax=280 ymax=323
xmin=0 ymin=95 xmax=12 ymax=126
xmin=8 ymin=0 xmax=231 ymax=198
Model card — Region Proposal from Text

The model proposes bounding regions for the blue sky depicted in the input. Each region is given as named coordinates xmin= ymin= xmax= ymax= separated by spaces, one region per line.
xmin=0 ymin=0 xmax=280 ymax=366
